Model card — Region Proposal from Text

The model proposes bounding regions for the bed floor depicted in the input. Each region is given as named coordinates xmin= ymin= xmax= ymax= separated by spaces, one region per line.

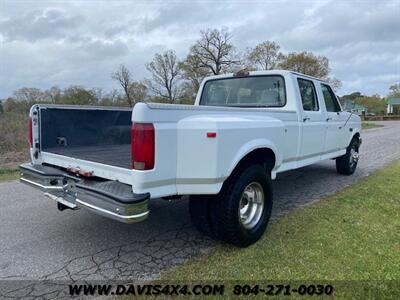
xmin=44 ymin=144 xmax=131 ymax=169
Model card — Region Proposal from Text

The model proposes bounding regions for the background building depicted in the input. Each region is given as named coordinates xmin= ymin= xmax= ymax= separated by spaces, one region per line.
xmin=387 ymin=98 xmax=400 ymax=114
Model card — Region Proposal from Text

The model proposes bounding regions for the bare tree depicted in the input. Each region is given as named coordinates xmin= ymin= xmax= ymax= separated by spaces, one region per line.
xmin=13 ymin=87 xmax=43 ymax=104
xmin=112 ymin=64 xmax=135 ymax=106
xmin=246 ymin=41 xmax=283 ymax=70
xmin=44 ymin=86 xmax=62 ymax=103
xmin=327 ymin=77 xmax=342 ymax=92
xmin=146 ymin=50 xmax=182 ymax=102
xmin=107 ymin=89 xmax=121 ymax=102
xmin=189 ymin=28 xmax=239 ymax=75
xmin=90 ymin=88 xmax=105 ymax=104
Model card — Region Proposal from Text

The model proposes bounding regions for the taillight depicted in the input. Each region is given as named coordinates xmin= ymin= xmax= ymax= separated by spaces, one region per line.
xmin=28 ymin=117 xmax=33 ymax=147
xmin=131 ymin=123 xmax=155 ymax=170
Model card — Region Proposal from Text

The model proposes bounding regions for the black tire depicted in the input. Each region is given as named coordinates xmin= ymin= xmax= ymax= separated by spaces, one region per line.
xmin=336 ymin=137 xmax=360 ymax=175
xmin=209 ymin=164 xmax=273 ymax=247
xmin=189 ymin=195 xmax=213 ymax=236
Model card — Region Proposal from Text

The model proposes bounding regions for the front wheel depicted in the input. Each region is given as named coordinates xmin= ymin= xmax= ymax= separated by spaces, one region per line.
xmin=209 ymin=164 xmax=273 ymax=247
xmin=336 ymin=137 xmax=360 ymax=175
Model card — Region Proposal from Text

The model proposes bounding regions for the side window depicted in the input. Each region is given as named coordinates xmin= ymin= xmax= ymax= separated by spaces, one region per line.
xmin=297 ymin=78 xmax=319 ymax=111
xmin=321 ymin=84 xmax=341 ymax=112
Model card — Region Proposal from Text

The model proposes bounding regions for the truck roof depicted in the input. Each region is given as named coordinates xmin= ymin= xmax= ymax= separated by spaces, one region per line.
xmin=204 ymin=69 xmax=329 ymax=83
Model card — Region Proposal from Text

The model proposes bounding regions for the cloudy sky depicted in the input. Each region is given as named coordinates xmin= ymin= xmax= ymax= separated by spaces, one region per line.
xmin=0 ymin=0 xmax=399 ymax=98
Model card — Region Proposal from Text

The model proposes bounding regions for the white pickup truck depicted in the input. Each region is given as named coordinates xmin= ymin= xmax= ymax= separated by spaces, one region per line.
xmin=20 ymin=70 xmax=361 ymax=246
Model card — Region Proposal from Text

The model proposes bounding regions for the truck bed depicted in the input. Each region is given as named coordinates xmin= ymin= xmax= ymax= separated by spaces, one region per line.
xmin=45 ymin=144 xmax=131 ymax=169
xmin=37 ymin=106 xmax=133 ymax=171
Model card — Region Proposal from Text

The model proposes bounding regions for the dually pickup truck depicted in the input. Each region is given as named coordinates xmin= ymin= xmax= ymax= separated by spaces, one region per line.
xmin=20 ymin=70 xmax=361 ymax=246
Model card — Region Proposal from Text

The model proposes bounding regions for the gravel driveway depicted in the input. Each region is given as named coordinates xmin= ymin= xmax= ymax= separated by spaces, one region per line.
xmin=1 ymin=121 xmax=399 ymax=298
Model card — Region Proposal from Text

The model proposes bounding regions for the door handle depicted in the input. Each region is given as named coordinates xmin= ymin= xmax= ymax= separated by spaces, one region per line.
xmin=303 ymin=116 xmax=310 ymax=122
xmin=326 ymin=117 xmax=332 ymax=122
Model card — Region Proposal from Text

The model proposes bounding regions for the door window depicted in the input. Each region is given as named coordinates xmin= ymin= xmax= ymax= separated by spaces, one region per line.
xmin=297 ymin=78 xmax=319 ymax=111
xmin=321 ymin=84 xmax=341 ymax=112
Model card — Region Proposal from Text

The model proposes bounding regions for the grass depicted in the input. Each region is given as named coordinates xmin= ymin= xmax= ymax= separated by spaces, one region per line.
xmin=0 ymin=168 xmax=20 ymax=182
xmin=162 ymin=161 xmax=400 ymax=299
xmin=362 ymin=122 xmax=384 ymax=130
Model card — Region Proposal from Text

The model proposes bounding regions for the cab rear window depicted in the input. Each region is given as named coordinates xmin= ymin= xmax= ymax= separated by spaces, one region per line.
xmin=200 ymin=76 xmax=286 ymax=107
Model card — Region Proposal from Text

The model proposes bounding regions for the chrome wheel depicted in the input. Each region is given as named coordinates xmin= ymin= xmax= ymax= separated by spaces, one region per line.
xmin=239 ymin=182 xmax=264 ymax=230
xmin=349 ymin=147 xmax=359 ymax=168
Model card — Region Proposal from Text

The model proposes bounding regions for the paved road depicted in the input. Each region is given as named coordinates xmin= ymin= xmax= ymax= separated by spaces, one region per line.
xmin=1 ymin=121 xmax=399 ymax=298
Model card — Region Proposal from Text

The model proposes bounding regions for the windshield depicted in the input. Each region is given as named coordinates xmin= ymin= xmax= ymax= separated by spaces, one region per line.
xmin=200 ymin=76 xmax=286 ymax=107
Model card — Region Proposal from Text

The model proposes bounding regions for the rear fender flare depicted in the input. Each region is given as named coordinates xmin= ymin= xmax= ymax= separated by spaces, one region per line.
xmin=226 ymin=139 xmax=280 ymax=179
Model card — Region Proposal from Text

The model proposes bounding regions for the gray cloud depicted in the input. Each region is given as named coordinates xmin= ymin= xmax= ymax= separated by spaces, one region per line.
xmin=0 ymin=8 xmax=83 ymax=42
xmin=0 ymin=0 xmax=399 ymax=98
xmin=76 ymin=39 xmax=130 ymax=59
xmin=279 ymin=1 xmax=400 ymax=51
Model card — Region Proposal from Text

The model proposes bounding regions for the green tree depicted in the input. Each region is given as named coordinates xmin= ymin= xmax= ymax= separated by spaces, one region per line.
xmin=146 ymin=50 xmax=182 ymax=102
xmin=354 ymin=95 xmax=386 ymax=114
xmin=128 ymin=82 xmax=148 ymax=104
xmin=339 ymin=92 xmax=363 ymax=106
xmin=388 ymin=83 xmax=400 ymax=98
xmin=179 ymin=54 xmax=210 ymax=98
xmin=246 ymin=41 xmax=283 ymax=70
xmin=2 ymin=97 xmax=31 ymax=113
xmin=61 ymin=86 xmax=97 ymax=105
xmin=278 ymin=51 xmax=342 ymax=91
xmin=341 ymin=92 xmax=364 ymax=101
xmin=278 ymin=51 xmax=330 ymax=78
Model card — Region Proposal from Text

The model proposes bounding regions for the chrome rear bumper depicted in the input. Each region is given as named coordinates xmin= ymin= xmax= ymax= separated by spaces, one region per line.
xmin=20 ymin=163 xmax=150 ymax=223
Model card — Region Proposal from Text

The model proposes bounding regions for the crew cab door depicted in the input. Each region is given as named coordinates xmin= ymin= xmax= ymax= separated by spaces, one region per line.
xmin=319 ymin=84 xmax=346 ymax=152
xmin=297 ymin=78 xmax=326 ymax=162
